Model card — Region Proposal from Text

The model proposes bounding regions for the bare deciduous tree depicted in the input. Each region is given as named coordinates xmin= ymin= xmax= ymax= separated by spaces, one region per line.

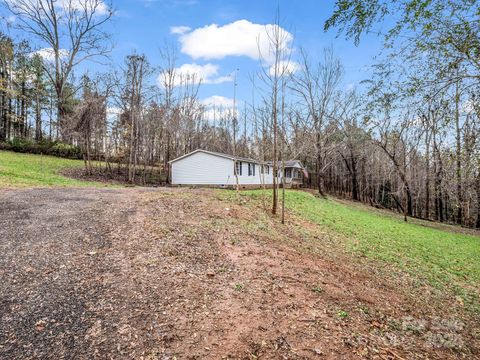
xmin=291 ymin=47 xmax=343 ymax=196
xmin=3 ymin=0 xmax=113 ymax=137
xmin=258 ymin=11 xmax=293 ymax=215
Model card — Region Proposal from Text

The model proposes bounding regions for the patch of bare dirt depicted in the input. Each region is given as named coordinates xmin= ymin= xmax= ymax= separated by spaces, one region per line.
xmin=0 ymin=187 xmax=478 ymax=359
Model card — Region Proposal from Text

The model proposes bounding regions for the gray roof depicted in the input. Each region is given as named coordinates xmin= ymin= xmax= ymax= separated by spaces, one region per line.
xmin=267 ymin=160 xmax=304 ymax=169
xmin=206 ymin=150 xmax=264 ymax=164
xmin=169 ymin=149 xmax=305 ymax=169
xmin=169 ymin=149 xmax=267 ymax=164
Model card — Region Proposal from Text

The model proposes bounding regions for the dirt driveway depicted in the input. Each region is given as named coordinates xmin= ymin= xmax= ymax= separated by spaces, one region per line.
xmin=0 ymin=188 xmax=477 ymax=359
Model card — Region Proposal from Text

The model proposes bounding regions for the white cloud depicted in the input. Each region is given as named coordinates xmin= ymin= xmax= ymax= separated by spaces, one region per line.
xmin=201 ymin=95 xmax=235 ymax=107
xmin=170 ymin=25 xmax=191 ymax=35
xmin=33 ymin=48 xmax=69 ymax=62
xmin=175 ymin=19 xmax=293 ymax=63
xmin=462 ymin=99 xmax=475 ymax=114
xmin=59 ymin=0 xmax=109 ymax=15
xmin=202 ymin=107 xmax=236 ymax=122
xmin=157 ymin=63 xmax=233 ymax=87
xmin=200 ymin=96 xmax=239 ymax=121
xmin=268 ymin=60 xmax=299 ymax=76
xmin=345 ymin=83 xmax=355 ymax=91
xmin=107 ymin=106 xmax=122 ymax=115
xmin=106 ymin=106 xmax=122 ymax=122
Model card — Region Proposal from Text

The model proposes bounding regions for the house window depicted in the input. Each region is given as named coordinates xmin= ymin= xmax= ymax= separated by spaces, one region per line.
xmin=248 ymin=163 xmax=255 ymax=176
xmin=261 ymin=165 xmax=269 ymax=174
xmin=285 ymin=168 xmax=292 ymax=178
xmin=235 ymin=161 xmax=242 ymax=176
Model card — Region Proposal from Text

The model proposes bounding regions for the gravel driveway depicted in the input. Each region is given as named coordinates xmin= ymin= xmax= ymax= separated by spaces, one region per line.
xmin=0 ymin=187 xmax=477 ymax=359
xmin=0 ymin=188 xmax=139 ymax=359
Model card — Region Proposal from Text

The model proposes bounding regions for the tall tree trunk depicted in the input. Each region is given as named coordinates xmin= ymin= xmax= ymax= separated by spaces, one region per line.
xmin=271 ymin=77 xmax=278 ymax=215
xmin=405 ymin=182 xmax=413 ymax=216
xmin=475 ymin=172 xmax=480 ymax=229
xmin=57 ymin=98 xmax=66 ymax=141
xmin=165 ymin=131 xmax=171 ymax=184
xmin=316 ymin=129 xmax=325 ymax=196
xmin=0 ymin=63 xmax=6 ymax=142
xmin=425 ymin=129 xmax=431 ymax=219
xmin=272 ymin=111 xmax=278 ymax=214
xmin=454 ymin=77 xmax=463 ymax=225
xmin=0 ymin=93 xmax=5 ymax=141
xmin=351 ymin=156 xmax=359 ymax=201
xmin=35 ymin=91 xmax=42 ymax=141
xmin=20 ymin=81 xmax=26 ymax=137
xmin=340 ymin=150 xmax=359 ymax=201
xmin=7 ymin=96 xmax=12 ymax=140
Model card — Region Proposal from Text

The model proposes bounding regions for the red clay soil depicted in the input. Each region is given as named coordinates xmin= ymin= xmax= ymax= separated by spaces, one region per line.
xmin=0 ymin=187 xmax=478 ymax=359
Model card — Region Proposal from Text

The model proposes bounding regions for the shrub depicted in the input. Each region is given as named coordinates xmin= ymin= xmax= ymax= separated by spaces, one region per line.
xmin=0 ymin=138 xmax=82 ymax=159
xmin=50 ymin=142 xmax=82 ymax=159
xmin=7 ymin=138 xmax=36 ymax=152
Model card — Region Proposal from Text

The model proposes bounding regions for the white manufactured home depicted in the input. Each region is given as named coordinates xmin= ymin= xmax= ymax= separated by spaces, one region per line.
xmin=169 ymin=149 xmax=305 ymax=188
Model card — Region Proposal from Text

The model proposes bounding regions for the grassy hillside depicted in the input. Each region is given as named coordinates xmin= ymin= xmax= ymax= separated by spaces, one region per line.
xmin=236 ymin=190 xmax=480 ymax=307
xmin=0 ymin=150 xmax=104 ymax=188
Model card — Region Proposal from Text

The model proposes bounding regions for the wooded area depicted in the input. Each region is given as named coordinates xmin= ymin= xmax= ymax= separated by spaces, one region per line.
xmin=0 ymin=0 xmax=479 ymax=227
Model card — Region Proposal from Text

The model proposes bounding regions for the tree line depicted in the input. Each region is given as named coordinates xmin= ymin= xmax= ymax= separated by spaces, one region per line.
xmin=0 ymin=0 xmax=478 ymax=228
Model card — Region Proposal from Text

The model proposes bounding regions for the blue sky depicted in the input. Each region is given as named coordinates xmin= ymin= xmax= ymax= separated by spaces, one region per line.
xmin=105 ymin=0 xmax=383 ymax=106
xmin=3 ymin=0 xmax=385 ymax=108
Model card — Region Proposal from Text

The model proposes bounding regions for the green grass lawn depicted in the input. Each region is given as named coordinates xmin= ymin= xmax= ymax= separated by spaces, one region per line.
xmin=236 ymin=190 xmax=480 ymax=306
xmin=0 ymin=150 xmax=105 ymax=188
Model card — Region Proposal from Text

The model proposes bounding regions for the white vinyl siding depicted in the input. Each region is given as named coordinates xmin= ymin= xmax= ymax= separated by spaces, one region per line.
xmin=236 ymin=163 xmax=271 ymax=185
xmin=171 ymin=150 xmax=274 ymax=186
xmin=172 ymin=151 xmax=235 ymax=185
